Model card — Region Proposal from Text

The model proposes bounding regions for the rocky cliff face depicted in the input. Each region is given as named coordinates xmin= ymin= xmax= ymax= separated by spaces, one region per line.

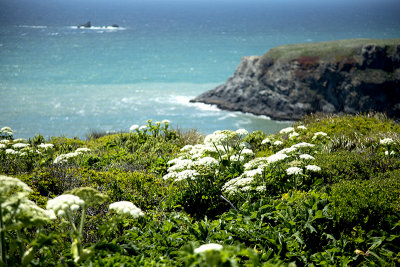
xmin=191 ymin=39 xmax=400 ymax=120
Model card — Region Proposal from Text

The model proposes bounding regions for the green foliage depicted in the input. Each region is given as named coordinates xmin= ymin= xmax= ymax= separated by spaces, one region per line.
xmin=329 ymin=177 xmax=400 ymax=229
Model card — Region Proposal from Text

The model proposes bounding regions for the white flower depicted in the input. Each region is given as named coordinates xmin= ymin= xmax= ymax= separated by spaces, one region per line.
xmin=261 ymin=138 xmax=271 ymax=145
xmin=256 ymin=185 xmax=266 ymax=192
xmin=267 ymin=153 xmax=288 ymax=164
xmin=230 ymin=155 xmax=245 ymax=162
xmin=46 ymin=194 xmax=85 ymax=217
xmin=38 ymin=143 xmax=54 ymax=150
xmin=243 ymin=168 xmax=263 ymax=178
xmin=236 ymin=128 xmax=249 ymax=135
xmin=305 ymin=165 xmax=321 ymax=172
xmin=0 ymin=175 xmax=32 ymax=199
xmin=277 ymin=147 xmax=297 ymax=154
xmin=194 ymin=243 xmax=223 ymax=254
xmin=129 ymin=124 xmax=139 ymax=131
xmin=139 ymin=125 xmax=147 ymax=131
xmin=289 ymin=132 xmax=299 ymax=139
xmin=162 ymin=119 xmax=170 ymax=124
xmin=0 ymin=127 xmax=13 ymax=135
xmin=5 ymin=149 xmax=18 ymax=154
xmin=53 ymin=151 xmax=81 ymax=164
xmin=75 ymin=147 xmax=90 ymax=153
xmin=299 ymin=154 xmax=315 ymax=160
xmin=109 ymin=201 xmax=144 ymax=218
xmin=297 ymin=125 xmax=307 ymax=130
xmin=280 ymin=127 xmax=295 ymax=134
xmin=241 ymin=148 xmax=254 ymax=157
xmin=292 ymin=142 xmax=315 ymax=148
xmin=380 ymin=138 xmax=394 ymax=145
xmin=0 ymin=144 xmax=5 ymax=149
xmin=241 ymin=186 xmax=252 ymax=192
xmin=273 ymin=140 xmax=283 ymax=146
xmin=385 ymin=150 xmax=396 ymax=156
xmin=312 ymin=132 xmax=328 ymax=140
xmin=167 ymin=159 xmax=193 ymax=172
xmin=235 ymin=177 xmax=254 ymax=187
xmin=195 ymin=157 xmax=219 ymax=168
xmin=0 ymin=140 xmax=10 ymax=144
xmin=13 ymin=143 xmax=29 ymax=149
xmin=175 ymin=170 xmax=200 ymax=181
xmin=286 ymin=167 xmax=303 ymax=175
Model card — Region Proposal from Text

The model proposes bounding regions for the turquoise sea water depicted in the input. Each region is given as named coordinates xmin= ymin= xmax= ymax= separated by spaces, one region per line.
xmin=1 ymin=0 xmax=399 ymax=139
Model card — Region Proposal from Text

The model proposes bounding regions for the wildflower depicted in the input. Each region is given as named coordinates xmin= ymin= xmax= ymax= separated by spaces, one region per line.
xmin=230 ymin=155 xmax=245 ymax=162
xmin=278 ymin=147 xmax=297 ymax=154
xmin=195 ymin=157 xmax=219 ymax=168
xmin=75 ymin=147 xmax=90 ymax=153
xmin=241 ymin=186 xmax=252 ymax=192
xmin=241 ymin=148 xmax=254 ymax=157
xmin=167 ymin=159 xmax=193 ymax=172
xmin=109 ymin=201 xmax=144 ymax=218
xmin=235 ymin=177 xmax=254 ymax=187
xmin=139 ymin=125 xmax=147 ymax=131
xmin=305 ymin=165 xmax=321 ymax=172
xmin=256 ymin=185 xmax=266 ymax=192
xmin=129 ymin=124 xmax=139 ymax=131
xmin=194 ymin=243 xmax=223 ymax=254
xmin=385 ymin=151 xmax=396 ymax=156
xmin=6 ymin=149 xmax=18 ymax=154
xmin=0 ymin=140 xmax=10 ymax=144
xmin=243 ymin=168 xmax=263 ymax=178
xmin=380 ymin=138 xmax=394 ymax=145
xmin=286 ymin=167 xmax=303 ymax=175
xmin=175 ymin=170 xmax=200 ymax=181
xmin=162 ymin=119 xmax=170 ymax=124
xmin=38 ymin=143 xmax=54 ymax=150
xmin=289 ymin=132 xmax=299 ymax=139
xmin=267 ymin=153 xmax=288 ymax=164
xmin=0 ymin=175 xmax=32 ymax=200
xmin=299 ymin=154 xmax=315 ymax=160
xmin=280 ymin=127 xmax=295 ymax=134
xmin=0 ymin=144 xmax=5 ymax=149
xmin=46 ymin=194 xmax=85 ymax=217
xmin=273 ymin=140 xmax=283 ymax=146
xmin=312 ymin=132 xmax=328 ymax=140
xmin=297 ymin=125 xmax=307 ymax=130
xmin=0 ymin=126 xmax=13 ymax=135
xmin=292 ymin=142 xmax=315 ymax=148
xmin=13 ymin=143 xmax=29 ymax=149
xmin=236 ymin=128 xmax=249 ymax=135
xmin=261 ymin=138 xmax=271 ymax=145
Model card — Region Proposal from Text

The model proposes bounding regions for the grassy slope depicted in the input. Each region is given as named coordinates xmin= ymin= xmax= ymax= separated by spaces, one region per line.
xmin=262 ymin=38 xmax=400 ymax=62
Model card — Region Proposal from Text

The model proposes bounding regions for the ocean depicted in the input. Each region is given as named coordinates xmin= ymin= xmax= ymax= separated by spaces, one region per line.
xmin=1 ymin=0 xmax=399 ymax=139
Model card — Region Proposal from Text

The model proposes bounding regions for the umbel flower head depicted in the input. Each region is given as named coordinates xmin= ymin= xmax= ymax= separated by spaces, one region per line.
xmin=0 ymin=175 xmax=32 ymax=202
xmin=109 ymin=201 xmax=144 ymax=218
xmin=46 ymin=194 xmax=85 ymax=217
xmin=194 ymin=243 xmax=223 ymax=254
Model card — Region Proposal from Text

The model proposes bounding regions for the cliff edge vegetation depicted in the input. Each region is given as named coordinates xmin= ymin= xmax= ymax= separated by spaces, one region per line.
xmin=1 ymin=114 xmax=400 ymax=266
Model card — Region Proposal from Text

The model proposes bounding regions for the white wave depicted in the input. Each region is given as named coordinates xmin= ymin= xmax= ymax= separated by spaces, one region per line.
xmin=172 ymin=96 xmax=221 ymax=112
xmin=18 ymin=25 xmax=47 ymax=29
xmin=70 ymin=26 xmax=126 ymax=31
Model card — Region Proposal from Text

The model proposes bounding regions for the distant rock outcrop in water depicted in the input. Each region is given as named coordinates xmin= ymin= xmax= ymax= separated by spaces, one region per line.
xmin=78 ymin=21 xmax=91 ymax=28
xmin=191 ymin=39 xmax=400 ymax=120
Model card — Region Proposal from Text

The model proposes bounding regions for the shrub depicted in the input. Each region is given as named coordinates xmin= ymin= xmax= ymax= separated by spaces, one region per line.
xmin=329 ymin=177 xmax=400 ymax=230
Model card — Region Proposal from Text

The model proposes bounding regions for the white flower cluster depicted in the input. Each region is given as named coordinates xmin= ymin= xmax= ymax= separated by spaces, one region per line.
xmin=0 ymin=126 xmax=13 ymax=136
xmin=109 ymin=201 xmax=144 ymax=218
xmin=261 ymin=137 xmax=271 ymax=145
xmin=297 ymin=125 xmax=307 ymax=131
xmin=289 ymin=132 xmax=299 ymax=139
xmin=312 ymin=132 xmax=328 ymax=140
xmin=53 ymin=147 xmax=91 ymax=164
xmin=46 ymin=194 xmax=85 ymax=217
xmin=279 ymin=127 xmax=295 ymax=134
xmin=13 ymin=143 xmax=30 ymax=149
xmin=305 ymin=165 xmax=321 ymax=172
xmin=38 ymin=143 xmax=54 ymax=150
xmin=380 ymin=138 xmax=394 ymax=145
xmin=0 ymin=175 xmax=32 ymax=200
xmin=163 ymin=169 xmax=200 ymax=181
xmin=194 ymin=243 xmax=223 ymax=254
xmin=299 ymin=154 xmax=315 ymax=160
xmin=286 ymin=167 xmax=303 ymax=175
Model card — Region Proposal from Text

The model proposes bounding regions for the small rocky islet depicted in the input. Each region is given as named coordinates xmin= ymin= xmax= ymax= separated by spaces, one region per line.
xmin=191 ymin=38 xmax=400 ymax=120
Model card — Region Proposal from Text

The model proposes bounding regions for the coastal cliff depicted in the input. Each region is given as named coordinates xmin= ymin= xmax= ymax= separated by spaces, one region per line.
xmin=191 ymin=39 xmax=400 ymax=120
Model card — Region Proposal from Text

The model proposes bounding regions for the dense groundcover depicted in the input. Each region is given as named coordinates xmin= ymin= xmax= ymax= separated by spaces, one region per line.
xmin=1 ymin=114 xmax=400 ymax=266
